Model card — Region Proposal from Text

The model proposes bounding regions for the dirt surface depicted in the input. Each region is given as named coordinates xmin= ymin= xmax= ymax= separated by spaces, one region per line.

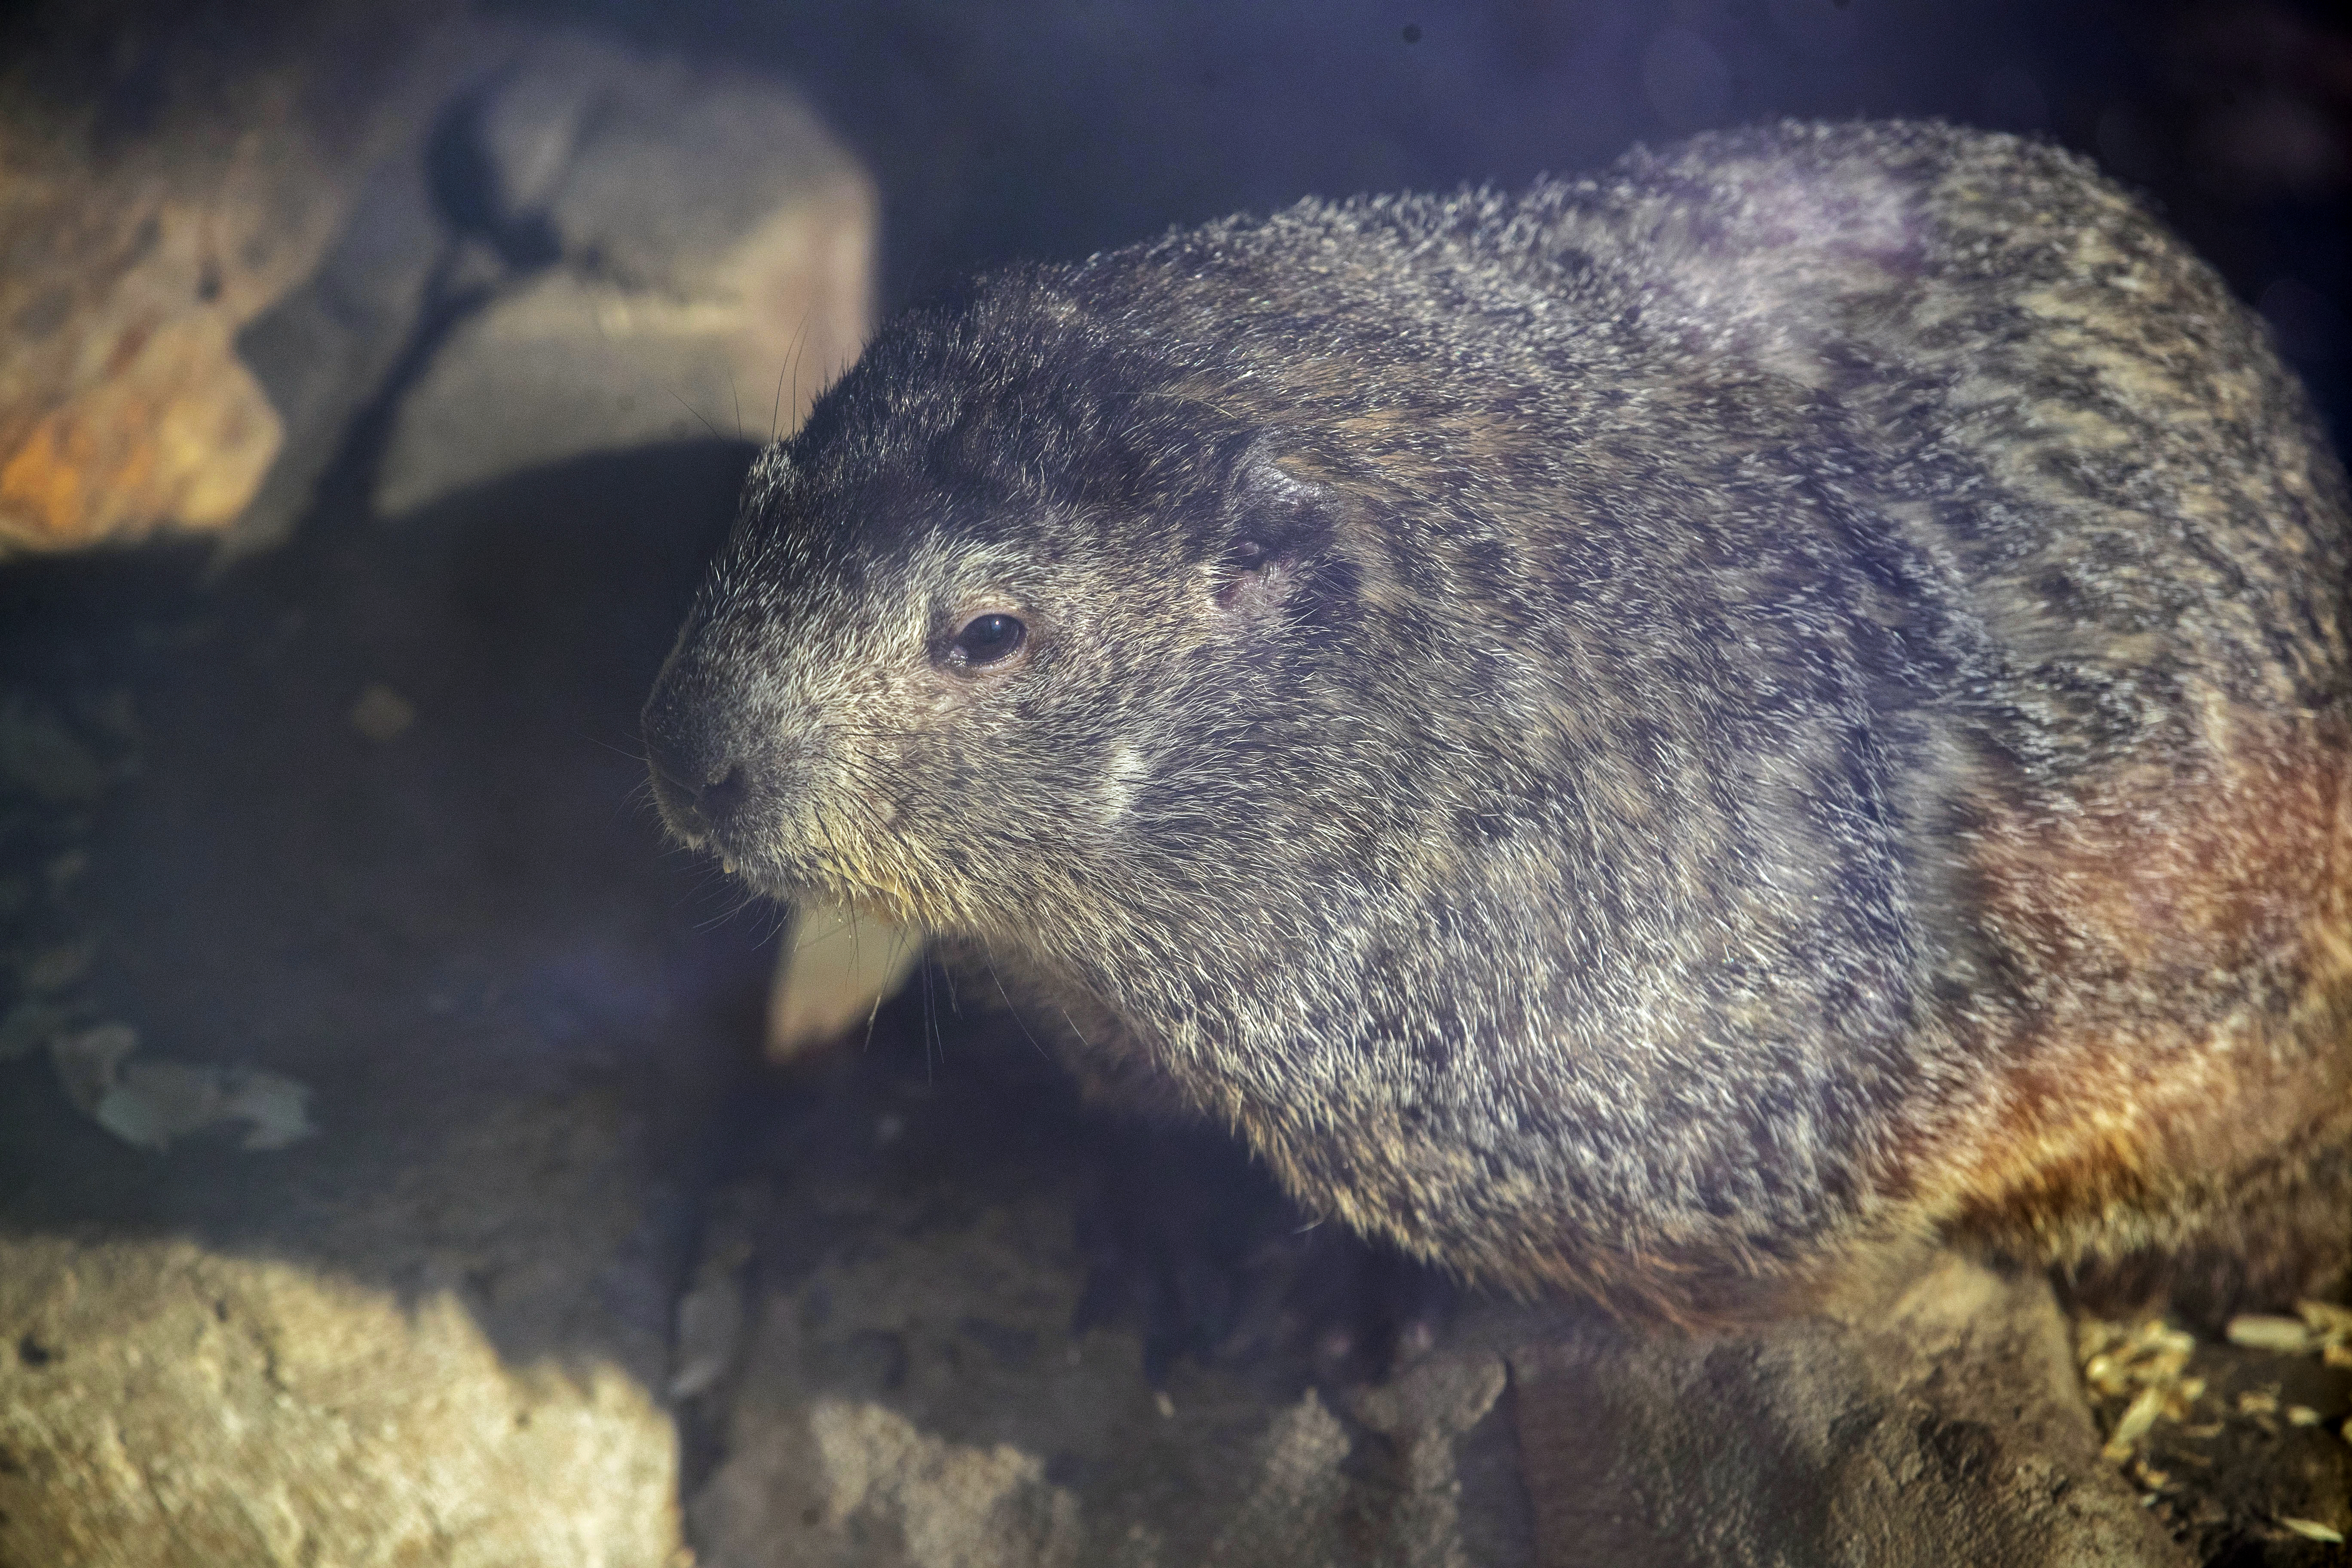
xmin=0 ymin=431 xmax=769 ymax=1265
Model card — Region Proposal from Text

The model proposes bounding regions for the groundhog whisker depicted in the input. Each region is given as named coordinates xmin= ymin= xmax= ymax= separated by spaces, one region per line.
xmin=655 ymin=379 xmax=723 ymax=444
xmin=979 ymin=940 xmax=1056 ymax=1063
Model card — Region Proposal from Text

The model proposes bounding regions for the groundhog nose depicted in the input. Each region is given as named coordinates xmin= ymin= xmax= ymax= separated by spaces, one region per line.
xmin=698 ymin=764 xmax=750 ymax=826
xmin=642 ymin=706 xmax=747 ymax=839
xmin=649 ymin=749 xmax=753 ymax=843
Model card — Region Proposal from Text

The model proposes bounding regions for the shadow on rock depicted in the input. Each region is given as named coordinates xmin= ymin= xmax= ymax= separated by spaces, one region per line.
xmin=0 ymin=438 xmax=778 ymax=1565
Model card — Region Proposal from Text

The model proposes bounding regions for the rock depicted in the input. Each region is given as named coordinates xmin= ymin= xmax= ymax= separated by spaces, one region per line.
xmin=0 ymin=691 xmax=116 ymax=805
xmin=224 ymin=135 xmax=450 ymax=553
xmin=36 ymin=1008 xmax=316 ymax=1154
xmin=44 ymin=1020 xmax=138 ymax=1113
xmin=0 ymin=999 xmax=73 ymax=1062
xmin=91 ymin=1056 xmax=315 ymax=1152
xmin=0 ymin=16 xmax=870 ymax=557
xmin=766 ymin=900 xmax=925 ymax=1063
xmin=0 ymin=1227 xmax=682 ymax=1568
xmin=16 ymin=939 xmax=94 ymax=994
xmin=1350 ymin=1351 xmax=1527 ymax=1568
xmin=681 ymin=1168 xmax=1522 ymax=1567
xmin=0 ymin=11 xmax=470 ymax=556
xmin=347 ymin=681 xmax=418 ymax=743
xmin=371 ymin=36 xmax=876 ymax=519
xmin=0 ymin=434 xmax=768 ymax=1563
xmin=0 ymin=91 xmax=315 ymax=552
xmin=1506 ymin=1254 xmax=2197 ymax=1568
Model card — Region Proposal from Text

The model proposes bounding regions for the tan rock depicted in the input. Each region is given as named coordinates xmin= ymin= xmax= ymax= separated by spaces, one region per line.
xmin=1507 ymin=1254 xmax=2198 ymax=1568
xmin=0 ymin=1234 xmax=683 ymax=1567
xmin=0 ymin=21 xmax=876 ymax=552
xmin=0 ymin=312 xmax=283 ymax=546
xmin=767 ymin=900 xmax=925 ymax=1063
xmin=683 ymin=1176 xmax=1519 ymax=1568
xmin=373 ymin=40 xmax=876 ymax=518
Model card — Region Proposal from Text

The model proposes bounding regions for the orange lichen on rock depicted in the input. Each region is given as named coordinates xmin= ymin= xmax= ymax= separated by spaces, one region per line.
xmin=0 ymin=312 xmax=284 ymax=549
xmin=0 ymin=64 xmax=359 ymax=554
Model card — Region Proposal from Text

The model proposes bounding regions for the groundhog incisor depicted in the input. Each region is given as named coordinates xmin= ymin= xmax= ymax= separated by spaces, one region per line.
xmin=645 ymin=121 xmax=2352 ymax=1324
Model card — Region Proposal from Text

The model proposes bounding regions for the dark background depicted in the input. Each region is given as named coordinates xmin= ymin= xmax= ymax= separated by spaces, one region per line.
xmin=6 ymin=0 xmax=2348 ymax=438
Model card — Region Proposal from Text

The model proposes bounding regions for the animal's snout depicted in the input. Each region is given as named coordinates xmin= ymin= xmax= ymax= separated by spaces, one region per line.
xmin=698 ymin=763 xmax=750 ymax=825
xmin=643 ymin=668 xmax=760 ymax=846
xmin=643 ymin=727 xmax=734 ymax=843
xmin=655 ymin=758 xmax=751 ymax=842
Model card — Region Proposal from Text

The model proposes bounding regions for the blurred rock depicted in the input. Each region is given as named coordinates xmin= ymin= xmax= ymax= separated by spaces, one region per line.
xmin=0 ymin=18 xmax=872 ymax=556
xmin=767 ymin=900 xmax=925 ymax=1063
xmin=0 ymin=91 xmax=314 ymax=552
xmin=0 ymin=999 xmax=73 ymax=1061
xmin=1509 ymin=1254 xmax=2196 ymax=1568
xmin=90 ymin=1055 xmax=315 ymax=1151
xmin=45 ymin=1019 xmax=137 ymax=1112
xmin=0 ymin=691 xmax=116 ymax=804
xmin=224 ymin=131 xmax=452 ymax=554
xmin=0 ymin=12 xmax=470 ymax=556
xmin=373 ymin=36 xmax=875 ymax=519
xmin=16 ymin=939 xmax=94 ymax=994
xmin=347 ymin=680 xmax=417 ymax=743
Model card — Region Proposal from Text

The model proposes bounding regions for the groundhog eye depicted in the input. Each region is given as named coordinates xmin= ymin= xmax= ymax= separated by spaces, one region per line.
xmin=1227 ymin=538 xmax=1268 ymax=569
xmin=949 ymin=612 xmax=1026 ymax=668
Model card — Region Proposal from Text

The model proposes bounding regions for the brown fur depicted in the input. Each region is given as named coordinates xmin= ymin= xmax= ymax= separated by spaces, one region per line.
xmin=645 ymin=122 xmax=2352 ymax=1325
xmin=1923 ymin=710 xmax=2352 ymax=1312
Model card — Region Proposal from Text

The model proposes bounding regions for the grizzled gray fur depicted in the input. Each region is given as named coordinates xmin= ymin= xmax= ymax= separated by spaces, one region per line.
xmin=646 ymin=121 xmax=2352 ymax=1322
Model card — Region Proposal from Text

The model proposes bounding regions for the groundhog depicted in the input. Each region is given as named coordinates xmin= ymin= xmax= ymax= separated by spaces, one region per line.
xmin=643 ymin=120 xmax=2352 ymax=1325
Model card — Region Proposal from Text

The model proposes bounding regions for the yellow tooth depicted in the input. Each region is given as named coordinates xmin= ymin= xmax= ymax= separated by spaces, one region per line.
xmin=722 ymin=858 xmax=738 ymax=874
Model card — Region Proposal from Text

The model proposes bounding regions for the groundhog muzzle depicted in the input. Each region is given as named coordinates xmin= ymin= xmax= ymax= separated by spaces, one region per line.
xmin=643 ymin=121 xmax=2352 ymax=1323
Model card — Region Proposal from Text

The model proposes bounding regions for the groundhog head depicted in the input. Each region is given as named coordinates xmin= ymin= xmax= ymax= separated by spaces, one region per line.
xmin=641 ymin=272 xmax=1427 ymax=968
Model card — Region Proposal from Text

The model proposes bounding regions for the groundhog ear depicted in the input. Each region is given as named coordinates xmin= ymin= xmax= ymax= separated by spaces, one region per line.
xmin=1224 ymin=447 xmax=1339 ymax=564
xmin=1212 ymin=447 xmax=1344 ymax=616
